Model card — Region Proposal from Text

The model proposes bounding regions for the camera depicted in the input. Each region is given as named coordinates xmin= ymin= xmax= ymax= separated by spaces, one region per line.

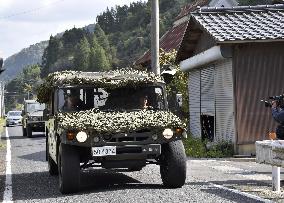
xmin=261 ymin=94 xmax=284 ymax=108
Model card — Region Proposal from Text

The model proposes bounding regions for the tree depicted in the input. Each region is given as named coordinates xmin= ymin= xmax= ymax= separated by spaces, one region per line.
xmin=73 ymin=37 xmax=91 ymax=71
xmin=41 ymin=36 xmax=61 ymax=77
xmin=93 ymin=46 xmax=111 ymax=71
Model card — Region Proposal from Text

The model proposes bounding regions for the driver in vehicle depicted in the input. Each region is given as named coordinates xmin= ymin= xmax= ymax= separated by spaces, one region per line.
xmin=139 ymin=95 xmax=149 ymax=109
xmin=63 ymin=94 xmax=85 ymax=111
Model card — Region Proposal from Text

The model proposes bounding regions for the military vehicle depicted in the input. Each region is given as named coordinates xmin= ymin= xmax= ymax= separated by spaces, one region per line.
xmin=37 ymin=69 xmax=187 ymax=194
xmin=22 ymin=100 xmax=45 ymax=137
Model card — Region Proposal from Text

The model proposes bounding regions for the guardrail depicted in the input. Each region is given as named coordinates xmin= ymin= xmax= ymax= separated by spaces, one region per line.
xmin=256 ymin=140 xmax=284 ymax=192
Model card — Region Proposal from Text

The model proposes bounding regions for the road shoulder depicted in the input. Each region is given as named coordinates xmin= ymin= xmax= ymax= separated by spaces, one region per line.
xmin=0 ymin=128 xmax=6 ymax=201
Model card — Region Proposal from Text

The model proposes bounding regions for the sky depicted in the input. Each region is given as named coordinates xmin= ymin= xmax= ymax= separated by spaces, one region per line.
xmin=0 ymin=0 xmax=146 ymax=59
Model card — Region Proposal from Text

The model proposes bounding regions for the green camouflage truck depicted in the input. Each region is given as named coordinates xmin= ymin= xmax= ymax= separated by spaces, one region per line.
xmin=22 ymin=100 xmax=45 ymax=137
xmin=37 ymin=69 xmax=187 ymax=194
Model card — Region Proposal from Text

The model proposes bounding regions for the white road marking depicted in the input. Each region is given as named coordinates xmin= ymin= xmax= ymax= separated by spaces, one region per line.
xmin=3 ymin=127 xmax=13 ymax=203
xmin=212 ymin=183 xmax=273 ymax=203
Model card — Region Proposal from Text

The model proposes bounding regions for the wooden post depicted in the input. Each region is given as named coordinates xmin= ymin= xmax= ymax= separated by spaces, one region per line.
xmin=272 ymin=166 xmax=280 ymax=192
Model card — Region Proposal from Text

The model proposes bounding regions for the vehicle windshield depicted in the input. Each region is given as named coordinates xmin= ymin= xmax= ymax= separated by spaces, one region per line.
xmin=58 ymin=86 xmax=165 ymax=112
xmin=26 ymin=103 xmax=45 ymax=112
xmin=8 ymin=111 xmax=21 ymax=117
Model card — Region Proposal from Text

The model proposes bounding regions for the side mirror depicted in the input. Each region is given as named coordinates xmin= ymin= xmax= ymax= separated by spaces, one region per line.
xmin=176 ymin=93 xmax=182 ymax=107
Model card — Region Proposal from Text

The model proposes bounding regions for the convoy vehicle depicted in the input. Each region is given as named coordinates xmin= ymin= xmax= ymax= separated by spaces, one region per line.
xmin=37 ymin=69 xmax=187 ymax=194
xmin=22 ymin=100 xmax=45 ymax=137
xmin=6 ymin=111 xmax=22 ymax=127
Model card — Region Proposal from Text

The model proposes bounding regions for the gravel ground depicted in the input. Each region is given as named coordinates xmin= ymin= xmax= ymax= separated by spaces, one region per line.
xmin=1 ymin=126 xmax=283 ymax=202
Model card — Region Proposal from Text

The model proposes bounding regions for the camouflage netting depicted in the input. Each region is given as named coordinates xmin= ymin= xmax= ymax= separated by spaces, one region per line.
xmin=37 ymin=68 xmax=164 ymax=103
xmin=57 ymin=109 xmax=186 ymax=133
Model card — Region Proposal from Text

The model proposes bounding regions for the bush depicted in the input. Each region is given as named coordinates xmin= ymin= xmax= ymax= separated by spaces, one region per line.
xmin=182 ymin=136 xmax=234 ymax=158
xmin=182 ymin=136 xmax=207 ymax=158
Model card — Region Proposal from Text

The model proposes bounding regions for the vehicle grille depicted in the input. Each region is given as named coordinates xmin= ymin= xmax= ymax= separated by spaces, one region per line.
xmin=104 ymin=130 xmax=152 ymax=143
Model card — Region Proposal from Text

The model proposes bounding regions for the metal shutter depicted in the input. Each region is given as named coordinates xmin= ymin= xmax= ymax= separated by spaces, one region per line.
xmin=215 ymin=59 xmax=235 ymax=143
xmin=188 ymin=69 xmax=201 ymax=137
xmin=201 ymin=67 xmax=215 ymax=116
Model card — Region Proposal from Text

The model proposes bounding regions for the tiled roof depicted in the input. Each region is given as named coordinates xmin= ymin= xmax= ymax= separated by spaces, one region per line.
xmin=135 ymin=0 xmax=208 ymax=66
xmin=135 ymin=22 xmax=188 ymax=65
xmin=175 ymin=0 xmax=209 ymax=20
xmin=192 ymin=4 xmax=284 ymax=42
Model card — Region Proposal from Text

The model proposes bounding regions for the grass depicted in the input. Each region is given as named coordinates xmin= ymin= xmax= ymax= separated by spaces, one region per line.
xmin=0 ymin=117 xmax=5 ymax=149
xmin=182 ymin=135 xmax=234 ymax=158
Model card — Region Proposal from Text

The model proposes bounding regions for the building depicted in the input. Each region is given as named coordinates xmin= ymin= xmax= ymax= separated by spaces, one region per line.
xmin=135 ymin=0 xmax=237 ymax=68
xmin=176 ymin=4 xmax=284 ymax=154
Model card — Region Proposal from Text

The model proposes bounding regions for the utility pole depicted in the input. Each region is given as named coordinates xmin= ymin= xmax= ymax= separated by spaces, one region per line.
xmin=0 ymin=58 xmax=4 ymax=116
xmin=151 ymin=0 xmax=160 ymax=75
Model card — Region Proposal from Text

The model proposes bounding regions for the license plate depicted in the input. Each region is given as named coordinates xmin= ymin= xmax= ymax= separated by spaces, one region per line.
xmin=92 ymin=146 xmax=116 ymax=156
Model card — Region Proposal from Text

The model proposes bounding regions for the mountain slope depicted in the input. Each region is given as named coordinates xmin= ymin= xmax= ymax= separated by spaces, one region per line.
xmin=1 ymin=41 xmax=48 ymax=81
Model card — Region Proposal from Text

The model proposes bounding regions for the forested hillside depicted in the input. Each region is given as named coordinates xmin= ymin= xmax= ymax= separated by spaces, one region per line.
xmin=0 ymin=41 xmax=48 ymax=81
xmin=41 ymin=0 xmax=192 ymax=76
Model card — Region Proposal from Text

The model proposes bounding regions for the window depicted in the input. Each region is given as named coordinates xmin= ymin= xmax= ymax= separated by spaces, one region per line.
xmin=57 ymin=86 xmax=165 ymax=112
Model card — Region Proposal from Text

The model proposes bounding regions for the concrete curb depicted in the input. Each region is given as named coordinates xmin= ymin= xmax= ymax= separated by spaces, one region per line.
xmin=187 ymin=157 xmax=256 ymax=162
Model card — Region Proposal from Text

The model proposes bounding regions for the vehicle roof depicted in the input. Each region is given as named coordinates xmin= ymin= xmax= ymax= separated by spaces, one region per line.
xmin=7 ymin=110 xmax=21 ymax=113
xmin=37 ymin=69 xmax=164 ymax=103
xmin=47 ymin=69 xmax=163 ymax=87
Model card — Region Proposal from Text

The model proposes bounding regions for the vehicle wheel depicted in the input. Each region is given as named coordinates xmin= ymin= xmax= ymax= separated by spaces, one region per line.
xmin=6 ymin=124 xmax=9 ymax=127
xmin=160 ymin=140 xmax=186 ymax=188
xmin=58 ymin=143 xmax=80 ymax=194
xmin=22 ymin=127 xmax=27 ymax=136
xmin=27 ymin=125 xmax=32 ymax=138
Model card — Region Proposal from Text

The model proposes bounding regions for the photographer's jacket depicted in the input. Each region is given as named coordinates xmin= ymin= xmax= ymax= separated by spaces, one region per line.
xmin=272 ymin=107 xmax=284 ymax=124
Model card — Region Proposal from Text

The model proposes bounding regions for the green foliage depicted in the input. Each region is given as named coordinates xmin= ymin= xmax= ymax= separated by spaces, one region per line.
xmin=41 ymin=24 xmax=115 ymax=76
xmin=183 ymin=136 xmax=234 ymax=158
xmin=92 ymin=47 xmax=111 ymax=71
xmin=5 ymin=64 xmax=42 ymax=111
xmin=183 ymin=136 xmax=207 ymax=158
xmin=160 ymin=49 xmax=189 ymax=119
xmin=74 ymin=37 xmax=91 ymax=71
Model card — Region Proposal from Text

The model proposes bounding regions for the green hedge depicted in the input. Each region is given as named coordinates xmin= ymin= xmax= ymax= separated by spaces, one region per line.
xmin=182 ymin=136 xmax=234 ymax=158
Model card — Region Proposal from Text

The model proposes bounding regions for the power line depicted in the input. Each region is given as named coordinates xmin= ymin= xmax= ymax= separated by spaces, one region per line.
xmin=0 ymin=0 xmax=65 ymax=20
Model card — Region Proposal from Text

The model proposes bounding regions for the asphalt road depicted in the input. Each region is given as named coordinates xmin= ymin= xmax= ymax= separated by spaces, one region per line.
xmin=0 ymin=126 xmax=282 ymax=202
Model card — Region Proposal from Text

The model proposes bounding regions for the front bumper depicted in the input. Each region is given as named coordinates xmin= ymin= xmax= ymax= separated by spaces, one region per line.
xmin=92 ymin=144 xmax=161 ymax=160
xmin=27 ymin=121 xmax=45 ymax=132
xmin=6 ymin=120 xmax=21 ymax=125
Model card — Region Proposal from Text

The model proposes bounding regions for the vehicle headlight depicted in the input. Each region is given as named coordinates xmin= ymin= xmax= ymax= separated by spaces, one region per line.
xmin=163 ymin=128 xmax=174 ymax=139
xmin=76 ymin=131 xmax=88 ymax=143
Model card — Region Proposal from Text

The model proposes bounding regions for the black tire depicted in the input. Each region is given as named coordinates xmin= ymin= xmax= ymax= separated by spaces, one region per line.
xmin=58 ymin=143 xmax=80 ymax=194
xmin=22 ymin=127 xmax=27 ymax=136
xmin=27 ymin=125 xmax=32 ymax=138
xmin=6 ymin=124 xmax=9 ymax=127
xmin=160 ymin=140 xmax=186 ymax=188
